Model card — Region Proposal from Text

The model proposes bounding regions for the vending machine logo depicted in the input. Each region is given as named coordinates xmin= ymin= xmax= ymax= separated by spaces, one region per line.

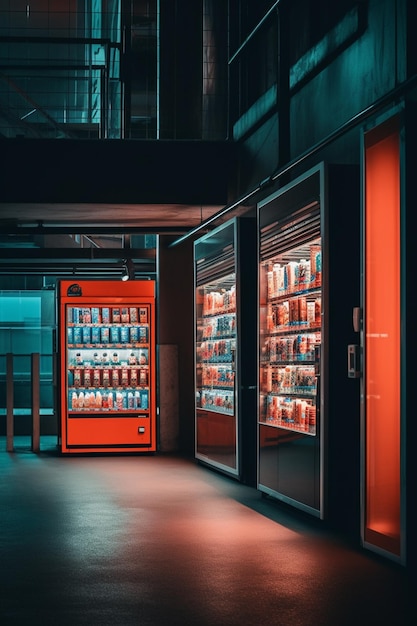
xmin=67 ymin=283 xmax=82 ymax=297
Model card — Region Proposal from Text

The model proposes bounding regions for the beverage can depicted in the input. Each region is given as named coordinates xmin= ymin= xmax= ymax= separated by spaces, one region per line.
xmin=82 ymin=326 xmax=91 ymax=344
xmin=110 ymin=326 xmax=120 ymax=343
xmin=91 ymin=307 xmax=101 ymax=324
xmin=121 ymin=368 xmax=129 ymax=386
xmin=70 ymin=391 xmax=77 ymax=409
xmin=315 ymin=298 xmax=321 ymax=326
xmin=93 ymin=369 xmax=101 ymax=387
xmin=84 ymin=368 xmax=92 ymax=387
xmin=307 ymin=301 xmax=315 ymax=325
xmin=74 ymin=369 xmax=82 ymax=387
xmin=140 ymin=389 xmax=148 ymax=409
xmin=72 ymin=307 xmax=81 ymax=323
xmin=130 ymin=368 xmax=138 ymax=387
xmin=95 ymin=391 xmax=102 ymax=408
xmin=139 ymin=368 xmax=148 ymax=386
xmin=112 ymin=369 xmax=119 ymax=387
xmin=139 ymin=326 xmax=148 ymax=343
xmin=73 ymin=327 xmax=82 ymax=344
xmin=120 ymin=327 xmax=129 ymax=343
xmin=130 ymin=326 xmax=139 ymax=343
xmin=298 ymin=297 xmax=307 ymax=323
xmin=84 ymin=392 xmax=91 ymax=408
xmin=102 ymin=369 xmax=110 ymax=387
xmin=101 ymin=327 xmax=110 ymax=343
xmin=91 ymin=327 xmax=100 ymax=343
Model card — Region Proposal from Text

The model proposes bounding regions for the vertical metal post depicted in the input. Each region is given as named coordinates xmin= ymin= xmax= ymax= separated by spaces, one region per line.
xmin=6 ymin=353 xmax=13 ymax=452
xmin=31 ymin=353 xmax=40 ymax=453
xmin=53 ymin=351 xmax=60 ymax=446
xmin=277 ymin=7 xmax=290 ymax=179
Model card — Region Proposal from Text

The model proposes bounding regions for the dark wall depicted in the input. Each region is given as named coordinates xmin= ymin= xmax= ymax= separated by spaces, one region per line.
xmin=159 ymin=0 xmax=203 ymax=139
xmin=289 ymin=0 xmax=396 ymax=158
xmin=234 ymin=0 xmax=408 ymax=201
xmin=158 ymin=235 xmax=195 ymax=455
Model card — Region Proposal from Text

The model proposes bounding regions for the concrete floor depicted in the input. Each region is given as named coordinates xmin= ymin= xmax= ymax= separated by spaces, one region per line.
xmin=1 ymin=436 xmax=415 ymax=626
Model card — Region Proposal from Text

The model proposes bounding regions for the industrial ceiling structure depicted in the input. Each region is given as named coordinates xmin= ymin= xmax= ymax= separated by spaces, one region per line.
xmin=0 ymin=139 xmax=240 ymax=278
xmin=0 ymin=201 xmax=229 ymax=277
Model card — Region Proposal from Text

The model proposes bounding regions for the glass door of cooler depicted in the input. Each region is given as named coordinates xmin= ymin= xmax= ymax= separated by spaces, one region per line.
xmin=195 ymin=270 xmax=238 ymax=474
xmin=258 ymin=171 xmax=323 ymax=516
xmin=194 ymin=218 xmax=257 ymax=483
xmin=259 ymin=239 xmax=321 ymax=434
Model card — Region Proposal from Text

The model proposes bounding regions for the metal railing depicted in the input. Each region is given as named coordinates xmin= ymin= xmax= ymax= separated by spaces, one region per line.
xmin=3 ymin=352 xmax=57 ymax=453
xmin=0 ymin=36 xmax=121 ymax=139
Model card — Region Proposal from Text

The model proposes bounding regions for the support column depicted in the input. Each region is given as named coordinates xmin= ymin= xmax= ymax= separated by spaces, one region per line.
xmin=6 ymin=353 xmax=13 ymax=452
xmin=31 ymin=353 xmax=40 ymax=453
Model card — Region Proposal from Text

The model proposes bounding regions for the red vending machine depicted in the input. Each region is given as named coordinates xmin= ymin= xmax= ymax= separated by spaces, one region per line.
xmin=58 ymin=280 xmax=156 ymax=454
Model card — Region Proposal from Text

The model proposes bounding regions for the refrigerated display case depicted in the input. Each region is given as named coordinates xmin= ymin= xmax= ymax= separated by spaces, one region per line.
xmin=194 ymin=218 xmax=257 ymax=484
xmin=259 ymin=239 xmax=321 ymax=436
xmin=58 ymin=280 xmax=156 ymax=453
xmin=258 ymin=164 xmax=360 ymax=529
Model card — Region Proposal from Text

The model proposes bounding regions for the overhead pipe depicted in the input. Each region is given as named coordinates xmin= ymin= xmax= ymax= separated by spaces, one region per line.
xmin=4 ymin=224 xmax=191 ymax=236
